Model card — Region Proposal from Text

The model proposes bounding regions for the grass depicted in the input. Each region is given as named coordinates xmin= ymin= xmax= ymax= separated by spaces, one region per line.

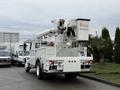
xmin=90 ymin=63 xmax=120 ymax=84
xmin=96 ymin=73 xmax=120 ymax=84
xmin=92 ymin=63 xmax=120 ymax=74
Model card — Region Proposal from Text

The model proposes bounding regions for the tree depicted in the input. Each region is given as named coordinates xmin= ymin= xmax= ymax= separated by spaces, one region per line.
xmin=114 ymin=27 xmax=120 ymax=63
xmin=89 ymin=35 xmax=106 ymax=63
xmin=89 ymin=36 xmax=100 ymax=62
xmin=101 ymin=27 xmax=113 ymax=62
xmin=102 ymin=27 xmax=110 ymax=39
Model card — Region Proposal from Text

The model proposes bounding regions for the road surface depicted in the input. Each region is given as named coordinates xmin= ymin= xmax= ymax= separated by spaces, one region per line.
xmin=0 ymin=66 xmax=119 ymax=90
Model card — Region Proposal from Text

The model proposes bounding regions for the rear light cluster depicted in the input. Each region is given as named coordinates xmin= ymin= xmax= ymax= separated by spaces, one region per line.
xmin=81 ymin=60 xmax=93 ymax=64
xmin=48 ymin=60 xmax=63 ymax=70
xmin=85 ymin=60 xmax=92 ymax=64
xmin=81 ymin=60 xmax=92 ymax=69
xmin=49 ymin=60 xmax=54 ymax=66
xmin=49 ymin=60 xmax=63 ymax=66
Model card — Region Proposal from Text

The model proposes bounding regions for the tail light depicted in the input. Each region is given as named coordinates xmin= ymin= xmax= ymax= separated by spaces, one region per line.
xmin=49 ymin=60 xmax=54 ymax=66
xmin=89 ymin=60 xmax=93 ymax=64
xmin=84 ymin=60 xmax=93 ymax=64
xmin=49 ymin=60 xmax=63 ymax=66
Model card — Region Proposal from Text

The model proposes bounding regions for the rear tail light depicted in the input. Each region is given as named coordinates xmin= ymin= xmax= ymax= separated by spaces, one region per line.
xmin=49 ymin=60 xmax=54 ymax=66
xmin=84 ymin=60 xmax=93 ymax=64
xmin=89 ymin=60 xmax=93 ymax=64
xmin=49 ymin=60 xmax=63 ymax=66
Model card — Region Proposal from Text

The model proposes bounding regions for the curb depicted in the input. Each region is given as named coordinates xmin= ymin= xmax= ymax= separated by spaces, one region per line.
xmin=79 ymin=74 xmax=120 ymax=87
xmin=80 ymin=71 xmax=96 ymax=73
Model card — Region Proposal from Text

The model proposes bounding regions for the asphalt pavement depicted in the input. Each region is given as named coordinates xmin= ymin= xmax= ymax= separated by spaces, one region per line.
xmin=0 ymin=66 xmax=119 ymax=90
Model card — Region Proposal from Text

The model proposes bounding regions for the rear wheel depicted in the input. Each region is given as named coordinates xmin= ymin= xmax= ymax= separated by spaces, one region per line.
xmin=11 ymin=60 xmax=15 ymax=65
xmin=16 ymin=61 xmax=21 ymax=66
xmin=36 ymin=61 xmax=44 ymax=80
xmin=7 ymin=64 xmax=11 ymax=67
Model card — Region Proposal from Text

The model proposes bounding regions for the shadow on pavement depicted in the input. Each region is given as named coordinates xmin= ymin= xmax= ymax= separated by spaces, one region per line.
xmin=25 ymin=70 xmax=86 ymax=85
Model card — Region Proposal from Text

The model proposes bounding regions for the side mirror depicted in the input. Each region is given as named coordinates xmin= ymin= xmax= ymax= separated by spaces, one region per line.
xmin=23 ymin=43 xmax=27 ymax=51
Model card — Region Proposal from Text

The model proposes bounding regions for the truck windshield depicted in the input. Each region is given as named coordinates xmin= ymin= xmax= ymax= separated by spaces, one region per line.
xmin=0 ymin=52 xmax=10 ymax=56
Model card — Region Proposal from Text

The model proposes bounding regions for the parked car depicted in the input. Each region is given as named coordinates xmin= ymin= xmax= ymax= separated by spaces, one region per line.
xmin=0 ymin=51 xmax=11 ymax=66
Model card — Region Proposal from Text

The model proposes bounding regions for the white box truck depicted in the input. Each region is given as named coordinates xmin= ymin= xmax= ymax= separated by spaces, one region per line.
xmin=0 ymin=32 xmax=19 ymax=66
xmin=25 ymin=18 xmax=93 ymax=79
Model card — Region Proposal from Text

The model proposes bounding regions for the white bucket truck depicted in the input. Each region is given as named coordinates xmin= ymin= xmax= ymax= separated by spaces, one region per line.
xmin=25 ymin=18 xmax=93 ymax=79
xmin=13 ymin=43 xmax=29 ymax=66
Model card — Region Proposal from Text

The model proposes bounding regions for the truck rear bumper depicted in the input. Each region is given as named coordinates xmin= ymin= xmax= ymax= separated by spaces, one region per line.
xmin=45 ymin=71 xmax=80 ymax=74
xmin=44 ymin=70 xmax=92 ymax=74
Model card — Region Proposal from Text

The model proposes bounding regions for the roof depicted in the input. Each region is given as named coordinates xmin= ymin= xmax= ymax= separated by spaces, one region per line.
xmin=76 ymin=18 xmax=91 ymax=21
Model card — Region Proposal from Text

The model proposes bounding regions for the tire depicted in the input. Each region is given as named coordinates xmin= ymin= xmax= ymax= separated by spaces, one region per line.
xmin=25 ymin=62 xmax=30 ymax=72
xmin=25 ymin=67 xmax=30 ymax=72
xmin=65 ymin=74 xmax=77 ymax=79
xmin=11 ymin=60 xmax=15 ymax=65
xmin=16 ymin=61 xmax=21 ymax=66
xmin=17 ymin=61 xmax=19 ymax=66
xmin=7 ymin=64 xmax=11 ymax=67
xmin=36 ymin=61 xmax=44 ymax=80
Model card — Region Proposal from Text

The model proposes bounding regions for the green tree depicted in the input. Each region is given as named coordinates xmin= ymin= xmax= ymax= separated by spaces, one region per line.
xmin=89 ymin=36 xmax=100 ymax=62
xmin=114 ymin=27 xmax=120 ymax=63
xmin=101 ymin=27 xmax=113 ymax=62
xmin=89 ymin=35 xmax=106 ymax=63
xmin=102 ymin=27 xmax=110 ymax=39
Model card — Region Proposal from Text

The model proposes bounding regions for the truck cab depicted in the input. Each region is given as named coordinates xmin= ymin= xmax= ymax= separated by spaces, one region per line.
xmin=14 ymin=51 xmax=29 ymax=65
xmin=13 ymin=44 xmax=29 ymax=66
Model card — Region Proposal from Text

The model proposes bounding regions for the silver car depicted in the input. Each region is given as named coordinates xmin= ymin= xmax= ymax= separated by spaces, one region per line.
xmin=0 ymin=51 xmax=11 ymax=66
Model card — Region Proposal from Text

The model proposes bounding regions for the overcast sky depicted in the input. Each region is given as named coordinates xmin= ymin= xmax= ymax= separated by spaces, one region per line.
xmin=0 ymin=0 xmax=120 ymax=40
